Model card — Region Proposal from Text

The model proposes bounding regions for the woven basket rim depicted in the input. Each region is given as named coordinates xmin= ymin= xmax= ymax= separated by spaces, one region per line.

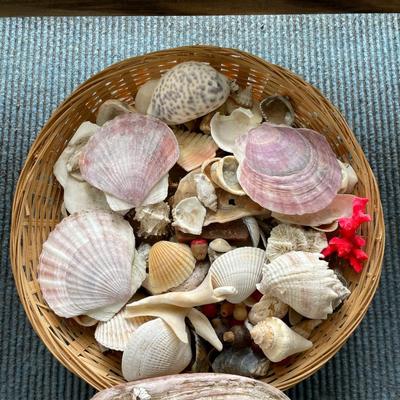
xmin=10 ymin=45 xmax=385 ymax=391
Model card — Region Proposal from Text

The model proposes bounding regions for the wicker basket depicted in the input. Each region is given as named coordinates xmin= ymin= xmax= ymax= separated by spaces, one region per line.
xmin=10 ymin=46 xmax=384 ymax=391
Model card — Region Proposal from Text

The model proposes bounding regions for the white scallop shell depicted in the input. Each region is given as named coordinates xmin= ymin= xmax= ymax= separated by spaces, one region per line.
xmin=172 ymin=197 xmax=206 ymax=235
xmin=210 ymin=247 xmax=265 ymax=304
xmin=257 ymin=251 xmax=351 ymax=319
xmin=38 ymin=210 xmax=135 ymax=321
xmin=122 ymin=318 xmax=192 ymax=381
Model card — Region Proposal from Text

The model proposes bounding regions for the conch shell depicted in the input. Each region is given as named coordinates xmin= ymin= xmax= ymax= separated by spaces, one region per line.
xmin=134 ymin=202 xmax=170 ymax=238
xmin=38 ymin=210 xmax=137 ymax=321
xmin=234 ymin=123 xmax=341 ymax=214
xmin=250 ymin=317 xmax=313 ymax=362
xmin=266 ymin=223 xmax=327 ymax=262
xmin=147 ymin=62 xmax=230 ymax=124
xmin=172 ymin=197 xmax=206 ymax=235
xmin=80 ymin=113 xmax=179 ymax=208
xmin=257 ymin=251 xmax=351 ymax=319
xmin=91 ymin=373 xmax=290 ymax=400
xmin=248 ymin=295 xmax=289 ymax=325
xmin=135 ymin=79 xmax=160 ymax=114
xmin=210 ymin=156 xmax=246 ymax=196
xmin=96 ymin=99 xmax=136 ymax=126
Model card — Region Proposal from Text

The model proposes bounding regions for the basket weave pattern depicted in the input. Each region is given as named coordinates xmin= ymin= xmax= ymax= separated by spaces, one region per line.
xmin=10 ymin=46 xmax=384 ymax=391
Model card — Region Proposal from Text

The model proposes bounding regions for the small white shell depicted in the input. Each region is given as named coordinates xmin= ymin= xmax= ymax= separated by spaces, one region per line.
xmin=208 ymin=239 xmax=236 ymax=263
xmin=135 ymin=79 xmax=160 ymax=114
xmin=122 ymin=318 xmax=192 ymax=381
xmin=194 ymin=173 xmax=218 ymax=212
xmin=210 ymin=107 xmax=262 ymax=153
xmin=134 ymin=202 xmax=170 ymax=238
xmin=250 ymin=317 xmax=313 ymax=362
xmin=96 ymin=99 xmax=136 ymax=126
xmin=172 ymin=197 xmax=207 ymax=235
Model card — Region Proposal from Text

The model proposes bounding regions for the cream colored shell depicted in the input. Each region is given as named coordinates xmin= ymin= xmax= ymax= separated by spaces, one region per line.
xmin=172 ymin=197 xmax=207 ymax=235
xmin=248 ymin=295 xmax=289 ymax=325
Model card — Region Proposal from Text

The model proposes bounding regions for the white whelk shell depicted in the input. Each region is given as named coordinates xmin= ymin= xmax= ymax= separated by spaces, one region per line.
xmin=210 ymin=107 xmax=262 ymax=153
xmin=210 ymin=156 xmax=246 ymax=196
xmin=135 ymin=79 xmax=160 ymax=114
xmin=194 ymin=173 xmax=218 ymax=212
xmin=250 ymin=317 xmax=313 ymax=362
xmin=172 ymin=197 xmax=206 ymax=235
xmin=338 ymin=160 xmax=358 ymax=193
xmin=147 ymin=62 xmax=230 ymax=125
xmin=266 ymin=224 xmax=327 ymax=262
xmin=134 ymin=202 xmax=170 ymax=238
xmin=231 ymin=84 xmax=253 ymax=108
xmin=248 ymin=295 xmax=289 ymax=325
xmin=96 ymin=99 xmax=136 ymax=126
xmin=95 ymin=307 xmax=151 ymax=351
xmin=257 ymin=251 xmax=351 ymax=319
xmin=243 ymin=216 xmax=261 ymax=247
xmin=122 ymin=318 xmax=192 ymax=381
xmin=38 ymin=211 xmax=136 ymax=321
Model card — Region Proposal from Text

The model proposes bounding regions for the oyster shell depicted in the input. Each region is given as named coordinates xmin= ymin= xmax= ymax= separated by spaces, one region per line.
xmin=147 ymin=62 xmax=230 ymax=124
xmin=194 ymin=173 xmax=218 ymax=211
xmin=38 ymin=210 xmax=136 ymax=321
xmin=80 ymin=113 xmax=179 ymax=208
xmin=96 ymin=99 xmax=136 ymax=126
xmin=134 ymin=202 xmax=170 ymax=238
xmin=250 ymin=317 xmax=313 ymax=362
xmin=172 ymin=197 xmax=207 ymax=235
xmin=135 ymin=79 xmax=160 ymax=114
xmin=259 ymin=95 xmax=295 ymax=125
xmin=257 ymin=251 xmax=351 ymax=319
xmin=210 ymin=156 xmax=246 ymax=196
xmin=235 ymin=123 xmax=342 ymax=214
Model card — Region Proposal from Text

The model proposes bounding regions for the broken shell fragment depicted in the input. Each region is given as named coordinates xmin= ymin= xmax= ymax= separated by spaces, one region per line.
xmin=231 ymin=84 xmax=253 ymax=108
xmin=147 ymin=62 xmax=230 ymax=124
xmin=243 ymin=216 xmax=261 ymax=247
xmin=96 ymin=99 xmax=136 ymax=126
xmin=134 ymin=202 xmax=170 ymax=238
xmin=338 ymin=160 xmax=358 ymax=193
xmin=194 ymin=173 xmax=218 ymax=212
xmin=250 ymin=317 xmax=313 ymax=362
xmin=259 ymin=95 xmax=295 ymax=126
xmin=210 ymin=156 xmax=246 ymax=196
xmin=169 ymin=261 xmax=210 ymax=292
xmin=135 ymin=79 xmax=160 ymax=114
xmin=172 ymin=197 xmax=207 ymax=235
xmin=292 ymin=319 xmax=323 ymax=339
xmin=248 ymin=295 xmax=289 ymax=325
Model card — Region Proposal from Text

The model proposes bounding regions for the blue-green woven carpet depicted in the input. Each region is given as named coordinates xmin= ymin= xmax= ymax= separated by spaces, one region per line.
xmin=0 ymin=15 xmax=399 ymax=400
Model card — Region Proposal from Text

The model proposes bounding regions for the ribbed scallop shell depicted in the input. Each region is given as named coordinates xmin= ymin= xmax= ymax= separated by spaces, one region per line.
xmin=145 ymin=241 xmax=196 ymax=294
xmin=80 ymin=113 xmax=179 ymax=207
xmin=95 ymin=308 xmax=152 ymax=351
xmin=210 ymin=247 xmax=265 ymax=304
xmin=236 ymin=123 xmax=341 ymax=215
xmin=122 ymin=318 xmax=192 ymax=381
xmin=147 ymin=62 xmax=230 ymax=125
xmin=175 ymin=129 xmax=218 ymax=172
xmin=257 ymin=251 xmax=350 ymax=319
xmin=38 ymin=210 xmax=135 ymax=321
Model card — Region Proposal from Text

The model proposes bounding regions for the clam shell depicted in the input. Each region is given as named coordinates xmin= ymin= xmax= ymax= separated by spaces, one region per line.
xmin=38 ymin=210 xmax=135 ymax=320
xmin=210 ymin=156 xmax=246 ymax=196
xmin=210 ymin=107 xmax=261 ymax=153
xmin=122 ymin=318 xmax=192 ymax=381
xmin=96 ymin=99 xmax=136 ymax=126
xmin=95 ymin=308 xmax=151 ymax=351
xmin=266 ymin=223 xmax=327 ymax=262
xmin=174 ymin=129 xmax=218 ymax=172
xmin=172 ymin=197 xmax=206 ymax=235
xmin=80 ymin=113 xmax=179 ymax=208
xmin=257 ymin=251 xmax=351 ymax=319
xmin=135 ymin=79 xmax=160 ymax=114
xmin=250 ymin=317 xmax=313 ymax=362
xmin=145 ymin=241 xmax=196 ymax=294
xmin=134 ymin=202 xmax=170 ymax=238
xmin=194 ymin=173 xmax=218 ymax=212
xmin=210 ymin=247 xmax=265 ymax=304
xmin=235 ymin=123 xmax=342 ymax=214
xmin=259 ymin=95 xmax=295 ymax=126
xmin=91 ymin=373 xmax=290 ymax=400
xmin=147 ymin=62 xmax=230 ymax=124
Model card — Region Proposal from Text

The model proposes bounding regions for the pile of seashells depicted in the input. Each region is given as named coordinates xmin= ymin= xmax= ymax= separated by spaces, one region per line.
xmin=39 ymin=61 xmax=363 ymax=382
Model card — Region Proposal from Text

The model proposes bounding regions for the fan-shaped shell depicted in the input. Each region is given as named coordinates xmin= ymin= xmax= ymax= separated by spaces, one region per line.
xmin=235 ymin=123 xmax=342 ymax=214
xmin=145 ymin=241 xmax=196 ymax=294
xmin=96 ymin=99 xmax=136 ymax=126
xmin=172 ymin=197 xmax=206 ymax=235
xmin=257 ymin=251 xmax=351 ymax=319
xmin=122 ymin=318 xmax=192 ymax=381
xmin=266 ymin=224 xmax=327 ymax=262
xmin=174 ymin=129 xmax=218 ymax=172
xmin=38 ymin=210 xmax=135 ymax=321
xmin=250 ymin=317 xmax=313 ymax=362
xmin=95 ymin=308 xmax=151 ymax=351
xmin=210 ymin=247 xmax=265 ymax=304
xmin=210 ymin=156 xmax=246 ymax=196
xmin=147 ymin=62 xmax=230 ymax=124
xmin=80 ymin=113 xmax=179 ymax=207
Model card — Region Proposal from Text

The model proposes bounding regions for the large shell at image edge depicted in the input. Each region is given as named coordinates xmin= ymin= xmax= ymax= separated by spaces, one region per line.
xmin=210 ymin=247 xmax=265 ymax=304
xmin=147 ymin=61 xmax=230 ymax=125
xmin=257 ymin=251 xmax=351 ymax=319
xmin=122 ymin=318 xmax=192 ymax=381
xmin=145 ymin=241 xmax=196 ymax=294
xmin=80 ymin=113 xmax=179 ymax=207
xmin=38 ymin=210 xmax=135 ymax=321
xmin=91 ymin=373 xmax=290 ymax=400
xmin=235 ymin=123 xmax=342 ymax=215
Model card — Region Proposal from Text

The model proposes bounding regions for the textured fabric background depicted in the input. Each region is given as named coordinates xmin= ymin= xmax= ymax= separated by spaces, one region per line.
xmin=0 ymin=15 xmax=399 ymax=400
